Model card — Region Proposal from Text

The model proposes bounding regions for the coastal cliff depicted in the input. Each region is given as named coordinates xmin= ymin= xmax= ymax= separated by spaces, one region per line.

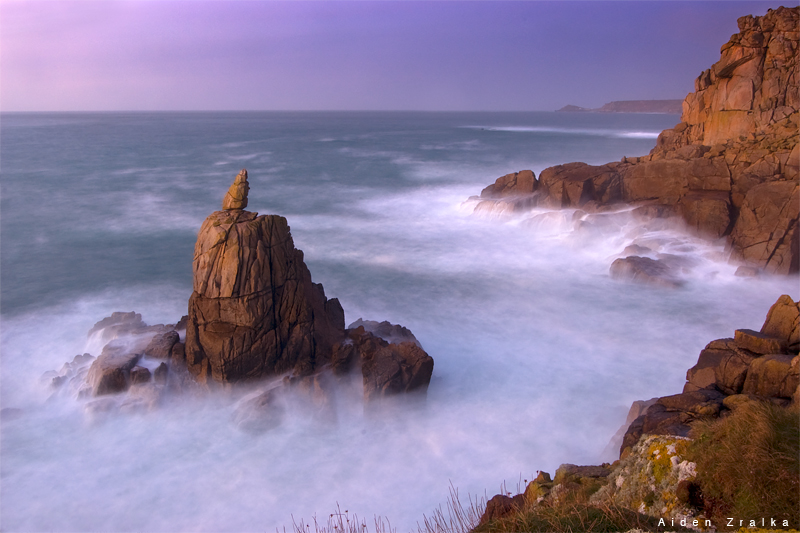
xmin=476 ymin=294 xmax=799 ymax=531
xmin=479 ymin=6 xmax=799 ymax=274
xmin=558 ymin=100 xmax=683 ymax=114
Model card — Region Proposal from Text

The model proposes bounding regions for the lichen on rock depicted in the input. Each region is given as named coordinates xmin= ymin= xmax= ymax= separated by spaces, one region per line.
xmin=592 ymin=435 xmax=707 ymax=527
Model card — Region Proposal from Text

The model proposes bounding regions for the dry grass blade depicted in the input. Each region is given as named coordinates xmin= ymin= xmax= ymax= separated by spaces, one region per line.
xmin=418 ymin=482 xmax=487 ymax=533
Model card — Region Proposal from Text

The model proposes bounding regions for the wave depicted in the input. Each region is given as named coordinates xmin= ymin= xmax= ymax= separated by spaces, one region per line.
xmin=463 ymin=125 xmax=661 ymax=139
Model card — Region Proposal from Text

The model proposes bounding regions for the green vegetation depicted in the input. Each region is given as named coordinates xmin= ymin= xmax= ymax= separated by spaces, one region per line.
xmin=688 ymin=400 xmax=800 ymax=531
xmin=471 ymin=494 xmax=685 ymax=533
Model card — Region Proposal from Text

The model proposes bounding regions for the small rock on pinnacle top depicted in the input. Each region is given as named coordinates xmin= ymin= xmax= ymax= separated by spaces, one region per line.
xmin=222 ymin=169 xmax=249 ymax=210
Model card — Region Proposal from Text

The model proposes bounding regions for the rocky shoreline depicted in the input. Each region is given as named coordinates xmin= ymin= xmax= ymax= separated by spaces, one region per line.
xmin=476 ymin=294 xmax=799 ymax=531
xmin=473 ymin=6 xmax=799 ymax=531
xmin=478 ymin=6 xmax=799 ymax=279
xmin=43 ymin=169 xmax=435 ymax=425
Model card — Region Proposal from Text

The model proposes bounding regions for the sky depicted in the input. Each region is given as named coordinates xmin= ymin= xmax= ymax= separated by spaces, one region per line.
xmin=0 ymin=0 xmax=791 ymax=112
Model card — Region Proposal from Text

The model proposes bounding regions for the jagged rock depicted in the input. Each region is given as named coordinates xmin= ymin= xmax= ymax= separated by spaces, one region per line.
xmin=88 ymin=311 xmax=145 ymax=337
xmin=222 ymin=169 xmax=249 ymax=210
xmin=154 ymin=362 xmax=168 ymax=385
xmin=733 ymin=328 xmax=786 ymax=354
xmin=144 ymin=331 xmax=179 ymax=359
xmin=684 ymin=338 xmax=756 ymax=394
xmin=175 ymin=315 xmax=189 ymax=331
xmin=170 ymin=341 xmax=186 ymax=365
xmin=85 ymin=343 xmax=141 ymax=396
xmin=185 ymin=171 xmax=346 ymax=384
xmin=741 ymin=354 xmax=798 ymax=398
xmin=479 ymin=494 xmax=525 ymax=525
xmin=476 ymin=7 xmax=799 ymax=273
xmin=553 ymin=464 xmax=611 ymax=484
xmin=603 ymin=397 xmax=658 ymax=459
xmin=620 ymin=389 xmax=725 ymax=458
xmin=343 ymin=327 xmax=433 ymax=404
xmin=347 ymin=319 xmax=421 ymax=347
xmin=729 ymin=181 xmax=799 ymax=273
xmin=609 ymin=256 xmax=683 ymax=288
xmin=130 ymin=366 xmax=151 ymax=385
xmin=760 ymin=294 xmax=800 ymax=351
xmin=480 ymin=170 xmax=537 ymax=198
xmin=594 ymin=435 xmax=702 ymax=524
xmin=538 ymin=162 xmax=623 ymax=208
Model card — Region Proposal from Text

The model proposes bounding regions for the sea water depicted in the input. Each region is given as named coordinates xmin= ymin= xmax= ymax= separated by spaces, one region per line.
xmin=1 ymin=112 xmax=796 ymax=532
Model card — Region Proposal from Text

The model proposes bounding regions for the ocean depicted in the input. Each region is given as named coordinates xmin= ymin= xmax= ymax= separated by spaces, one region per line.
xmin=1 ymin=111 xmax=796 ymax=532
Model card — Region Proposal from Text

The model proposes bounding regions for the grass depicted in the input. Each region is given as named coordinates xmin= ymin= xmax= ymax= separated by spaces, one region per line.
xmin=688 ymin=400 xmax=800 ymax=531
xmin=471 ymin=500 xmax=677 ymax=533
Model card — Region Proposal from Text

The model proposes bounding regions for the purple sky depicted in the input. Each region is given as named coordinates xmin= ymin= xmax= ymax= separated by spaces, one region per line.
xmin=0 ymin=1 xmax=787 ymax=112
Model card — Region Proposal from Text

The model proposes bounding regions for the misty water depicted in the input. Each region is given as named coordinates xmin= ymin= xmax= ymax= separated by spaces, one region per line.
xmin=1 ymin=112 xmax=796 ymax=532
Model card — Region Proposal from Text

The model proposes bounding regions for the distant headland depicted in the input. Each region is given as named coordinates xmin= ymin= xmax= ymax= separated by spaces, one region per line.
xmin=558 ymin=99 xmax=683 ymax=114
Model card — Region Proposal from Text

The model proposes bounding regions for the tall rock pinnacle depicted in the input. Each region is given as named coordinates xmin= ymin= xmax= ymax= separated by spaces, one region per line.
xmin=185 ymin=170 xmax=345 ymax=384
xmin=222 ymin=169 xmax=249 ymax=210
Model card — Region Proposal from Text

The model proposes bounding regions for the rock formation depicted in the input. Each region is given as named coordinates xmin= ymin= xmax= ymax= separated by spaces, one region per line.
xmin=184 ymin=170 xmax=434 ymax=401
xmin=620 ymin=293 xmax=799 ymax=458
xmin=557 ymin=100 xmax=683 ymax=114
xmin=222 ymin=169 xmax=250 ymax=210
xmin=479 ymin=6 xmax=799 ymax=274
xmin=478 ymin=293 xmax=799 ymax=529
xmin=185 ymin=170 xmax=346 ymax=384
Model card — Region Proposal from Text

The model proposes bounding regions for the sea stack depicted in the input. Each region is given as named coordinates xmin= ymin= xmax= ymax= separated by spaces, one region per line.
xmin=185 ymin=169 xmax=346 ymax=384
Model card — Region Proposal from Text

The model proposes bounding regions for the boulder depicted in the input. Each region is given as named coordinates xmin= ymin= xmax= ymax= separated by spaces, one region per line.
xmin=609 ymin=256 xmax=683 ymax=288
xmin=154 ymin=362 xmax=169 ymax=385
xmin=553 ymin=464 xmax=611 ymax=484
xmin=85 ymin=344 xmax=141 ymax=396
xmin=130 ymin=366 xmax=151 ymax=385
xmin=88 ymin=311 xmax=145 ymax=338
xmin=480 ymin=170 xmax=537 ymax=198
xmin=144 ymin=331 xmax=179 ymax=359
xmin=343 ymin=328 xmax=434 ymax=405
xmin=733 ymin=328 xmax=787 ymax=354
xmin=222 ymin=169 xmax=250 ymax=210
xmin=170 ymin=341 xmax=186 ymax=365
xmin=741 ymin=353 xmax=798 ymax=398
xmin=760 ymin=294 xmax=800 ymax=352
xmin=620 ymin=389 xmax=725 ymax=458
xmin=185 ymin=170 xmax=346 ymax=384
xmin=347 ymin=319 xmax=421 ymax=347
xmin=684 ymin=338 xmax=756 ymax=395
xmin=479 ymin=494 xmax=525 ymax=525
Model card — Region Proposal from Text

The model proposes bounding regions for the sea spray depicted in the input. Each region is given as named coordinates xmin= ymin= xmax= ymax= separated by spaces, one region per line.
xmin=2 ymin=112 xmax=797 ymax=531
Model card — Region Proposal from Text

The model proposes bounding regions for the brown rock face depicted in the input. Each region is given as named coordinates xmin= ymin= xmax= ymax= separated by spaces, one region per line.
xmin=185 ymin=171 xmax=345 ymax=384
xmin=478 ymin=7 xmax=799 ymax=273
xmin=623 ymin=294 xmax=800 ymax=458
xmin=609 ymin=256 xmax=683 ymax=288
xmin=86 ymin=344 xmax=141 ymax=396
xmin=761 ymin=294 xmax=800 ymax=350
xmin=333 ymin=326 xmax=434 ymax=405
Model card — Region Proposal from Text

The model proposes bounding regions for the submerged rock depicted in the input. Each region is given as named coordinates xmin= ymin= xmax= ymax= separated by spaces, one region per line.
xmin=609 ymin=256 xmax=683 ymax=288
